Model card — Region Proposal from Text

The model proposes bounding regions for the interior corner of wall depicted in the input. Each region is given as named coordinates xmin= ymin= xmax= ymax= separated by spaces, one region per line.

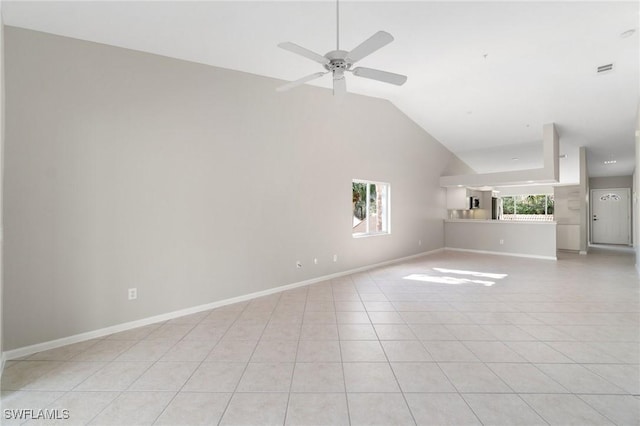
xmin=542 ymin=122 xmax=559 ymax=182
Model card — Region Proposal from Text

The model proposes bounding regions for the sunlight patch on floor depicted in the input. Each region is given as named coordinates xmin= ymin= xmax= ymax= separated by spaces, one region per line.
xmin=403 ymin=268 xmax=508 ymax=287
xmin=403 ymin=274 xmax=495 ymax=286
xmin=432 ymin=268 xmax=508 ymax=280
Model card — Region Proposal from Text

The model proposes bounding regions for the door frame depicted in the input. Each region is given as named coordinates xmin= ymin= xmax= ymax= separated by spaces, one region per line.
xmin=590 ymin=188 xmax=631 ymax=245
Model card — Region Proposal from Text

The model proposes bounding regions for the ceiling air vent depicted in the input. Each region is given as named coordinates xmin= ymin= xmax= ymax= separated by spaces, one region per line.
xmin=597 ymin=63 xmax=614 ymax=74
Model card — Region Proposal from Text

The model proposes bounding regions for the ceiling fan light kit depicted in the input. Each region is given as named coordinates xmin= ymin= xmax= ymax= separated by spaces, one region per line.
xmin=277 ymin=0 xmax=407 ymax=96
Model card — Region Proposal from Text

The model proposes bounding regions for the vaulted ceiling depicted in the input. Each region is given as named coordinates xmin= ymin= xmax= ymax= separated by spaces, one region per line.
xmin=3 ymin=1 xmax=638 ymax=178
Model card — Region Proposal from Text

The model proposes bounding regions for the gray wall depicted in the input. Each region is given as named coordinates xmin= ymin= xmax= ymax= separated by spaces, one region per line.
xmin=589 ymin=175 xmax=633 ymax=190
xmin=554 ymin=185 xmax=582 ymax=251
xmin=3 ymin=27 xmax=465 ymax=351
xmin=0 ymin=9 xmax=5 ymax=364
xmin=444 ymin=221 xmax=557 ymax=259
xmin=636 ymin=102 xmax=640 ymax=273
xmin=555 ymin=147 xmax=589 ymax=252
xmin=580 ymin=147 xmax=589 ymax=252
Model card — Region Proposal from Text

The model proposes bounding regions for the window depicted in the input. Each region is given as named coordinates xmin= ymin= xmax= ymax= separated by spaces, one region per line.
xmin=352 ymin=180 xmax=390 ymax=237
xmin=501 ymin=194 xmax=554 ymax=221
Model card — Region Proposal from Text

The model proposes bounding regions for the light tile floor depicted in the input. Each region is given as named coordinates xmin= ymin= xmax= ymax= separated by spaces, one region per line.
xmin=1 ymin=248 xmax=639 ymax=425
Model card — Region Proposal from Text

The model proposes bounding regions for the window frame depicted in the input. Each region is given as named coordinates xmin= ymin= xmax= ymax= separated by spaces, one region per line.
xmin=501 ymin=194 xmax=554 ymax=220
xmin=352 ymin=179 xmax=391 ymax=238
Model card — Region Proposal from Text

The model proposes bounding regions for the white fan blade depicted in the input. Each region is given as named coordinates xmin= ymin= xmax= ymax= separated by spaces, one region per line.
xmin=333 ymin=75 xmax=346 ymax=97
xmin=276 ymin=72 xmax=328 ymax=92
xmin=345 ymin=31 xmax=394 ymax=63
xmin=352 ymin=67 xmax=407 ymax=86
xmin=278 ymin=42 xmax=330 ymax=65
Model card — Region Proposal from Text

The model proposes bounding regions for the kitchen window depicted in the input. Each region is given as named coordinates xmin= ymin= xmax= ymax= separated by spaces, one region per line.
xmin=502 ymin=194 xmax=554 ymax=221
xmin=352 ymin=180 xmax=390 ymax=237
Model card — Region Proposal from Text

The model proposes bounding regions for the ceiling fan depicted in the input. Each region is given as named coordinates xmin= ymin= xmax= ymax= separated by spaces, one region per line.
xmin=276 ymin=0 xmax=407 ymax=96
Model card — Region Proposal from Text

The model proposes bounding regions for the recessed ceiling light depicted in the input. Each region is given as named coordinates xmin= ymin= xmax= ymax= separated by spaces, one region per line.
xmin=457 ymin=185 xmax=464 ymax=187
xmin=527 ymin=180 xmax=535 ymax=183
xmin=512 ymin=157 xmax=519 ymax=161
xmin=621 ymin=29 xmax=636 ymax=38
xmin=604 ymin=160 xmax=617 ymax=165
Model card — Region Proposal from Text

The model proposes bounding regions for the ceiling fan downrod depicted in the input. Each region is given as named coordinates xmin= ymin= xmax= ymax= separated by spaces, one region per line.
xmin=336 ymin=0 xmax=340 ymax=51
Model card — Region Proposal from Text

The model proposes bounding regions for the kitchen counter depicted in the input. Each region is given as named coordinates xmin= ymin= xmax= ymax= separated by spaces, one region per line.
xmin=445 ymin=219 xmax=556 ymax=225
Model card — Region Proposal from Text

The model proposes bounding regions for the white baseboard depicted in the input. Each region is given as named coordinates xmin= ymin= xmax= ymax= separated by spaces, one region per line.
xmin=445 ymin=247 xmax=557 ymax=261
xmin=557 ymin=249 xmax=587 ymax=255
xmin=3 ymin=248 xmax=443 ymax=361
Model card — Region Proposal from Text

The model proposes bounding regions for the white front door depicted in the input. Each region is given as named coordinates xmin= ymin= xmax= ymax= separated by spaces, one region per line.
xmin=591 ymin=188 xmax=630 ymax=245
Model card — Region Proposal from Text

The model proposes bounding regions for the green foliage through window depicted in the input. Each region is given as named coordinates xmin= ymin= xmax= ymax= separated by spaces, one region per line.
xmin=501 ymin=195 xmax=554 ymax=215
xmin=353 ymin=180 xmax=390 ymax=236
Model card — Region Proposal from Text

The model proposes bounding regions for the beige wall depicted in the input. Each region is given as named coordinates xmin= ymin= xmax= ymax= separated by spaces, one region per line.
xmin=3 ymin=27 xmax=465 ymax=351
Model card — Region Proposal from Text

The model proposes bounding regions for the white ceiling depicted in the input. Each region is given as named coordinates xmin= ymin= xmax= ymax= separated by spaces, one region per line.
xmin=3 ymin=1 xmax=638 ymax=178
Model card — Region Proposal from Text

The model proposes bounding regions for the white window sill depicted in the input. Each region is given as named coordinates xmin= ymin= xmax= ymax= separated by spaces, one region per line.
xmin=352 ymin=232 xmax=391 ymax=239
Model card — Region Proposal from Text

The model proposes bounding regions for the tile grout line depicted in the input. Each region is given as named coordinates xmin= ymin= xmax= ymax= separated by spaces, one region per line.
xmin=412 ymin=316 xmax=486 ymax=425
xmin=338 ymin=274 xmax=357 ymax=426
xmin=27 ymin=322 xmax=189 ymax=425
xmin=144 ymin=310 xmax=244 ymax=425
xmin=367 ymin=274 xmax=419 ymax=426
xmin=574 ymin=392 xmax=637 ymax=425
xmin=214 ymin=296 xmax=282 ymax=426
xmin=282 ymin=285 xmax=310 ymax=426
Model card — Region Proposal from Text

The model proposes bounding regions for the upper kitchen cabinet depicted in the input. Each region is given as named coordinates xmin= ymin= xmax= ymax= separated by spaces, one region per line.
xmin=446 ymin=187 xmax=468 ymax=210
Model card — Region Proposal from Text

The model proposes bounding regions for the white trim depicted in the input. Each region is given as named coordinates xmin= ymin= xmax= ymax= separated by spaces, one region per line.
xmin=352 ymin=179 xmax=391 ymax=237
xmin=352 ymin=232 xmax=391 ymax=239
xmin=445 ymin=247 xmax=557 ymax=261
xmin=3 ymin=248 xmax=443 ymax=361
xmin=579 ymin=251 xmax=587 ymax=255
xmin=352 ymin=178 xmax=390 ymax=186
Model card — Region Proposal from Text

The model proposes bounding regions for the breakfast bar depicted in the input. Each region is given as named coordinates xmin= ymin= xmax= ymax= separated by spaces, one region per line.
xmin=444 ymin=219 xmax=557 ymax=260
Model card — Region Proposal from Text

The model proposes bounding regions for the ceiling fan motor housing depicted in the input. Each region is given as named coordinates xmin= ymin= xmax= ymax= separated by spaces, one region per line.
xmin=324 ymin=50 xmax=351 ymax=74
xmin=276 ymin=31 xmax=406 ymax=92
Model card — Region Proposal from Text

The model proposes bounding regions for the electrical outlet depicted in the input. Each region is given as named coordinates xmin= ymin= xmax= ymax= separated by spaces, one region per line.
xmin=333 ymin=254 xmax=338 ymax=262
xmin=296 ymin=261 xmax=302 ymax=269
xmin=314 ymin=258 xmax=318 ymax=265
xmin=499 ymin=239 xmax=504 ymax=245
xmin=128 ymin=288 xmax=137 ymax=300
